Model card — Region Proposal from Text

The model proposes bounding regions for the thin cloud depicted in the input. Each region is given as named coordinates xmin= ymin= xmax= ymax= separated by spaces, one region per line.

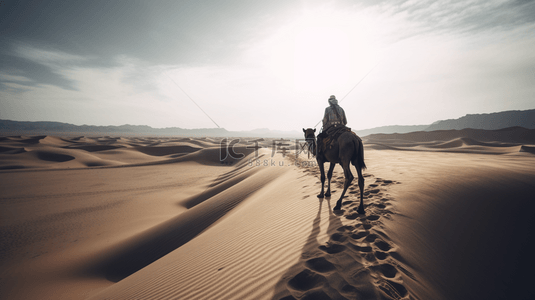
xmin=0 ymin=44 xmax=95 ymax=91
xmin=14 ymin=45 xmax=89 ymax=65
xmin=0 ymin=72 xmax=32 ymax=82
xmin=386 ymin=0 xmax=535 ymax=36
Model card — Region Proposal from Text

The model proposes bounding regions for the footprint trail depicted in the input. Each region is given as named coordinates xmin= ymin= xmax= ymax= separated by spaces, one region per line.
xmin=274 ymin=170 xmax=416 ymax=300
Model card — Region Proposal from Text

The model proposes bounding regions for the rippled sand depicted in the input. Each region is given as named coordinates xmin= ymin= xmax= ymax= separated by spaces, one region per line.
xmin=1 ymin=130 xmax=534 ymax=299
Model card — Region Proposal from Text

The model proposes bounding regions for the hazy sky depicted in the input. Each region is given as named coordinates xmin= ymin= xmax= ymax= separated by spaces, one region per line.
xmin=1 ymin=0 xmax=534 ymax=131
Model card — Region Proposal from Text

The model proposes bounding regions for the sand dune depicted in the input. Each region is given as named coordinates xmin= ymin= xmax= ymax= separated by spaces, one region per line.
xmin=520 ymin=145 xmax=535 ymax=154
xmin=365 ymin=127 xmax=535 ymax=155
xmin=1 ymin=132 xmax=534 ymax=299
xmin=87 ymin=161 xmax=281 ymax=283
xmin=133 ymin=145 xmax=200 ymax=156
xmin=0 ymin=135 xmax=229 ymax=170
xmin=366 ymin=126 xmax=535 ymax=144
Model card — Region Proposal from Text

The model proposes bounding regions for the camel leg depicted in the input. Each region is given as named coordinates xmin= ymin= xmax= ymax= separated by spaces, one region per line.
xmin=355 ymin=164 xmax=365 ymax=214
xmin=325 ymin=162 xmax=335 ymax=197
xmin=334 ymin=161 xmax=353 ymax=211
xmin=317 ymin=162 xmax=326 ymax=198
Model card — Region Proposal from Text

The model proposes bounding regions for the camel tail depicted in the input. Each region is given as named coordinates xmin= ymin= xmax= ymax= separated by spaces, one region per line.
xmin=352 ymin=136 xmax=366 ymax=170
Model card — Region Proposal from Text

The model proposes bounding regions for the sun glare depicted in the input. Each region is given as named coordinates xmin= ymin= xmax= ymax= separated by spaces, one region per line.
xmin=265 ymin=8 xmax=381 ymax=93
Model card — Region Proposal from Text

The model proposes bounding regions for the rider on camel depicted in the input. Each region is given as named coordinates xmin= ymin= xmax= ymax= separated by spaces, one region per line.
xmin=317 ymin=95 xmax=347 ymax=154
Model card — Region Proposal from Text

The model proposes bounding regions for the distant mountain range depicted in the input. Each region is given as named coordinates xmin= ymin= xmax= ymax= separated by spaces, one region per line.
xmin=353 ymin=109 xmax=535 ymax=136
xmin=425 ymin=109 xmax=535 ymax=131
xmin=1 ymin=109 xmax=534 ymax=137
xmin=365 ymin=126 xmax=535 ymax=145
xmin=0 ymin=120 xmax=302 ymax=138
xmin=353 ymin=125 xmax=429 ymax=136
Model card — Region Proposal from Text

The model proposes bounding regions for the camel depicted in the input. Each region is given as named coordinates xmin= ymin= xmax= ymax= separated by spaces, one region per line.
xmin=303 ymin=128 xmax=366 ymax=213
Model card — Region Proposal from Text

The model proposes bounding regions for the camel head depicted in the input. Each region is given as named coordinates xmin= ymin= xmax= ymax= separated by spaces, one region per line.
xmin=302 ymin=128 xmax=316 ymax=139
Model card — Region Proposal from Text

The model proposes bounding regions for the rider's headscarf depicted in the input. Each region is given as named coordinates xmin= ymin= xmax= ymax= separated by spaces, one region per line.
xmin=328 ymin=95 xmax=338 ymax=106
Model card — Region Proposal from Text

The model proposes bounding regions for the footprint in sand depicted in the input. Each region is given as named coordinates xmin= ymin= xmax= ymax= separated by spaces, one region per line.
xmin=318 ymin=243 xmax=346 ymax=254
xmin=365 ymin=233 xmax=378 ymax=242
xmin=367 ymin=215 xmax=380 ymax=221
xmin=345 ymin=213 xmax=360 ymax=220
xmin=374 ymin=251 xmax=389 ymax=260
xmin=305 ymin=257 xmax=336 ymax=273
xmin=372 ymin=263 xmax=398 ymax=278
xmin=374 ymin=240 xmax=392 ymax=252
xmin=350 ymin=243 xmax=373 ymax=253
xmin=282 ymin=173 xmax=412 ymax=299
xmin=287 ymin=269 xmax=327 ymax=291
xmin=330 ymin=232 xmax=347 ymax=242
xmin=351 ymin=231 xmax=368 ymax=240
xmin=337 ymin=225 xmax=355 ymax=232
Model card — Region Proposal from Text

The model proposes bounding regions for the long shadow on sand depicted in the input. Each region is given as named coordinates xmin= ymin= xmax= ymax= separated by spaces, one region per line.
xmin=272 ymin=176 xmax=413 ymax=300
xmin=271 ymin=198 xmax=383 ymax=300
xmin=271 ymin=197 xmax=331 ymax=300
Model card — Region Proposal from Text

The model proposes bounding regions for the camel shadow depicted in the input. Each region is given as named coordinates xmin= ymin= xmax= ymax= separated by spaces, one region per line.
xmin=271 ymin=197 xmax=349 ymax=300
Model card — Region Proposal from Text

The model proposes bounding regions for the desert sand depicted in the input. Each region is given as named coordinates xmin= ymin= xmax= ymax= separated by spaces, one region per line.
xmin=1 ymin=129 xmax=535 ymax=300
